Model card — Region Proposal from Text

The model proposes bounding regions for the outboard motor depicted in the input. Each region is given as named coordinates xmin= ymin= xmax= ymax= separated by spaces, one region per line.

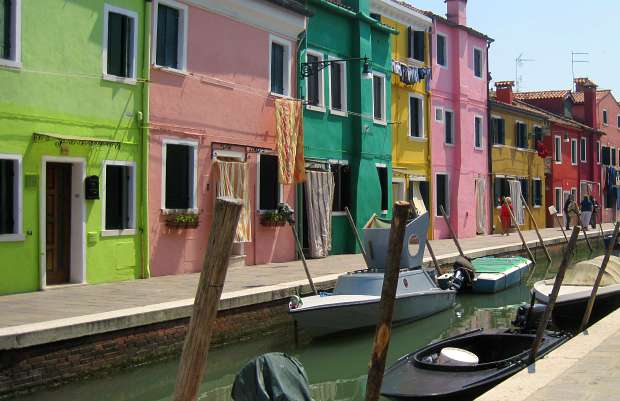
xmin=449 ymin=256 xmax=475 ymax=291
xmin=512 ymin=303 xmax=547 ymax=332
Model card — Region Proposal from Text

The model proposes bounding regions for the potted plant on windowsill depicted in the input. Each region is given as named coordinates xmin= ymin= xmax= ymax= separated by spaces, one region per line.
xmin=165 ymin=212 xmax=200 ymax=229
xmin=259 ymin=210 xmax=287 ymax=227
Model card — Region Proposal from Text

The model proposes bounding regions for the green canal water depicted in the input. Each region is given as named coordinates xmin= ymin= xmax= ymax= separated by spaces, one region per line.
xmin=9 ymin=242 xmax=607 ymax=401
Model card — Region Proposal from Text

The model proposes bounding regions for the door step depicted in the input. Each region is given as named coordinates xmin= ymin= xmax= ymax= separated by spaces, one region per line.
xmin=229 ymin=255 xmax=246 ymax=268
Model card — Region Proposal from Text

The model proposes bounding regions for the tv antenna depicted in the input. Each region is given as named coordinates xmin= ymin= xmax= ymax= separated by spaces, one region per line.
xmin=571 ymin=51 xmax=589 ymax=90
xmin=515 ymin=53 xmax=534 ymax=91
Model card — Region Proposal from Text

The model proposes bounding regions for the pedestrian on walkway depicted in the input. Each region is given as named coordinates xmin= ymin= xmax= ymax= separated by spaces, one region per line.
xmin=580 ymin=195 xmax=592 ymax=231
xmin=500 ymin=197 xmax=513 ymax=236
xmin=590 ymin=196 xmax=599 ymax=229
xmin=564 ymin=194 xmax=574 ymax=230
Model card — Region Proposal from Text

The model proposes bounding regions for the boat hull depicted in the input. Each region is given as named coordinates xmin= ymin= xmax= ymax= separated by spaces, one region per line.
xmin=471 ymin=260 xmax=531 ymax=293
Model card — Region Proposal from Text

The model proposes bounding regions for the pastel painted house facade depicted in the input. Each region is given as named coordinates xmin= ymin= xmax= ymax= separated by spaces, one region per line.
xmin=147 ymin=0 xmax=309 ymax=276
xmin=427 ymin=0 xmax=493 ymax=239
xmin=0 ymin=0 xmax=148 ymax=295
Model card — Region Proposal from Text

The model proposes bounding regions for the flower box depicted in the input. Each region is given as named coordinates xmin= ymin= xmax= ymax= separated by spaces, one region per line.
xmin=165 ymin=213 xmax=200 ymax=229
xmin=259 ymin=211 xmax=287 ymax=227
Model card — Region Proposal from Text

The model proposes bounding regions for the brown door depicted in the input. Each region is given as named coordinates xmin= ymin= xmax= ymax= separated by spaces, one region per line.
xmin=46 ymin=163 xmax=72 ymax=285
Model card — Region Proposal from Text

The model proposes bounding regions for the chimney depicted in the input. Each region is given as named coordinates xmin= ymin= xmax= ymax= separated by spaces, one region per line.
xmin=446 ymin=0 xmax=467 ymax=25
xmin=495 ymin=81 xmax=514 ymax=105
xmin=582 ymin=79 xmax=598 ymax=129
xmin=574 ymin=77 xmax=591 ymax=93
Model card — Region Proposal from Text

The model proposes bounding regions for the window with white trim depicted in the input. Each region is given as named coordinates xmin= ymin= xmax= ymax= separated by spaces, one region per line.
xmin=0 ymin=155 xmax=21 ymax=237
xmin=376 ymin=165 xmax=388 ymax=212
xmin=409 ymin=94 xmax=424 ymax=138
xmin=580 ymin=137 xmax=587 ymax=162
xmin=258 ymin=154 xmax=281 ymax=211
xmin=163 ymin=141 xmax=197 ymax=210
xmin=435 ymin=107 xmax=444 ymax=122
xmin=436 ymin=173 xmax=449 ymax=216
xmin=154 ymin=0 xmax=188 ymax=71
xmin=473 ymin=47 xmax=483 ymax=78
xmin=571 ymin=138 xmax=577 ymax=165
xmin=392 ymin=179 xmax=406 ymax=202
xmin=554 ymin=188 xmax=563 ymax=216
xmin=269 ymin=37 xmax=291 ymax=96
xmin=532 ymin=179 xmax=542 ymax=207
xmin=331 ymin=162 xmax=351 ymax=213
xmin=0 ymin=0 xmax=19 ymax=67
xmin=103 ymin=162 xmax=135 ymax=232
xmin=554 ymin=136 xmax=562 ymax=162
xmin=436 ymin=34 xmax=447 ymax=67
xmin=474 ymin=115 xmax=483 ymax=149
xmin=306 ymin=50 xmax=324 ymax=110
xmin=444 ymin=110 xmax=454 ymax=144
xmin=597 ymin=141 xmax=601 ymax=164
xmin=329 ymin=59 xmax=347 ymax=114
xmin=104 ymin=5 xmax=137 ymax=80
xmin=603 ymin=109 xmax=608 ymax=125
xmin=372 ymin=73 xmax=386 ymax=124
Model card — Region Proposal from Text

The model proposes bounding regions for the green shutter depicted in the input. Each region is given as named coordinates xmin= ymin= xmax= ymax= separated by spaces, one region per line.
xmin=270 ymin=43 xmax=284 ymax=94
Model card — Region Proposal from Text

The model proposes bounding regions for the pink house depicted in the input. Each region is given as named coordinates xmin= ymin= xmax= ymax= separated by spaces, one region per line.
xmin=427 ymin=0 xmax=493 ymax=239
xmin=147 ymin=0 xmax=308 ymax=276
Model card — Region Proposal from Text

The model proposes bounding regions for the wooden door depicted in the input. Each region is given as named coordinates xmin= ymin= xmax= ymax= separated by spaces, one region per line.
xmin=46 ymin=163 xmax=72 ymax=285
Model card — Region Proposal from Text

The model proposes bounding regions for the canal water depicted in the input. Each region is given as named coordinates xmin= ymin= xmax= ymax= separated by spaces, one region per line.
xmin=9 ymin=242 xmax=606 ymax=401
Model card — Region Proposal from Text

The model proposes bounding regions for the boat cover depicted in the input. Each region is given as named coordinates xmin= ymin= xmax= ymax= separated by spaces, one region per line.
xmin=231 ymin=353 xmax=313 ymax=401
xmin=472 ymin=256 xmax=530 ymax=273
xmin=559 ymin=255 xmax=620 ymax=287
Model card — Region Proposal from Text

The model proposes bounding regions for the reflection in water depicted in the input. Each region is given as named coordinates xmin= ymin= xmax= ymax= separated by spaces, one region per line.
xmin=9 ymin=243 xmax=606 ymax=401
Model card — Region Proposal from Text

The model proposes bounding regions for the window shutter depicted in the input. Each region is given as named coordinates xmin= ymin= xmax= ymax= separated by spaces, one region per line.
xmin=157 ymin=5 xmax=179 ymax=69
xmin=0 ymin=0 xmax=10 ymax=59
xmin=307 ymin=54 xmax=319 ymax=106
xmin=271 ymin=43 xmax=284 ymax=94
xmin=407 ymin=27 xmax=413 ymax=58
xmin=331 ymin=63 xmax=342 ymax=110
xmin=499 ymin=119 xmax=505 ymax=144
xmin=414 ymin=31 xmax=425 ymax=61
xmin=373 ymin=76 xmax=382 ymax=120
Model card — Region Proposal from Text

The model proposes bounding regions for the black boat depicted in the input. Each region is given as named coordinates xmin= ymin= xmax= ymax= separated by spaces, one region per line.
xmin=380 ymin=306 xmax=570 ymax=401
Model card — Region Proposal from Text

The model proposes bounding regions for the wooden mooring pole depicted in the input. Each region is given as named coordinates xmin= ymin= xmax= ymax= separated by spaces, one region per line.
xmin=364 ymin=201 xmax=410 ymax=401
xmin=426 ymin=240 xmax=441 ymax=279
xmin=440 ymin=205 xmax=465 ymax=258
xmin=521 ymin=194 xmax=551 ymax=263
xmin=173 ymin=197 xmax=243 ymax=401
xmin=529 ymin=226 xmax=580 ymax=364
xmin=290 ymin=222 xmax=318 ymax=295
xmin=576 ymin=211 xmax=594 ymax=252
xmin=504 ymin=199 xmax=536 ymax=264
xmin=345 ymin=206 xmax=370 ymax=268
xmin=579 ymin=221 xmax=620 ymax=332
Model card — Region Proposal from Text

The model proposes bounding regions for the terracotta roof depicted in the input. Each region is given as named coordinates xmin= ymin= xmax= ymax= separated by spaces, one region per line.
xmin=514 ymin=99 xmax=603 ymax=134
xmin=571 ymin=90 xmax=611 ymax=104
xmin=514 ymin=90 xmax=572 ymax=101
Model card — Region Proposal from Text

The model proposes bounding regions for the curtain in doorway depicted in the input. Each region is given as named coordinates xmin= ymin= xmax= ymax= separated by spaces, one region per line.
xmin=475 ymin=178 xmax=486 ymax=234
xmin=410 ymin=181 xmax=427 ymax=215
xmin=509 ymin=180 xmax=525 ymax=225
xmin=305 ymin=170 xmax=335 ymax=258
xmin=215 ymin=160 xmax=252 ymax=243
xmin=275 ymin=98 xmax=306 ymax=184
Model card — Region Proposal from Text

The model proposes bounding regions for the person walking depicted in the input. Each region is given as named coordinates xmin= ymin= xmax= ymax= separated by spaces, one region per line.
xmin=563 ymin=194 xmax=573 ymax=230
xmin=500 ymin=197 xmax=513 ymax=236
xmin=580 ymin=195 xmax=593 ymax=231
xmin=590 ymin=196 xmax=599 ymax=229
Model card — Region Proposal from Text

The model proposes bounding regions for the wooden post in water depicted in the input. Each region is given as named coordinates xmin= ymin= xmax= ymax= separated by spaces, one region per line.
xmin=521 ymin=194 xmax=552 ymax=263
xmin=173 ymin=197 xmax=243 ymax=401
xmin=579 ymin=221 xmax=620 ymax=332
xmin=504 ymin=199 xmax=536 ymax=264
xmin=426 ymin=240 xmax=441 ymax=279
xmin=440 ymin=205 xmax=465 ymax=258
xmin=550 ymin=206 xmax=569 ymax=243
xmin=345 ymin=206 xmax=370 ymax=268
xmin=529 ymin=226 xmax=580 ymax=364
xmin=290 ymin=222 xmax=318 ymax=295
xmin=579 ymin=212 xmax=593 ymax=252
xmin=364 ymin=201 xmax=410 ymax=401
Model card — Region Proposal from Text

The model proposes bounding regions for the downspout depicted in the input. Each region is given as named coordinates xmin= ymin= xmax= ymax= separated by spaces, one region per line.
xmin=140 ymin=0 xmax=152 ymax=279
xmin=486 ymin=40 xmax=493 ymax=234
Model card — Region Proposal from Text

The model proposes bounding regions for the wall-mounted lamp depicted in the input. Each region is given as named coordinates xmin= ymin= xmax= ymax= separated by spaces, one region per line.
xmin=300 ymin=56 xmax=373 ymax=80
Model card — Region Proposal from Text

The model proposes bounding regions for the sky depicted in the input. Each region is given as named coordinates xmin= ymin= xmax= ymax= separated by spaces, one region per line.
xmin=406 ymin=0 xmax=620 ymax=96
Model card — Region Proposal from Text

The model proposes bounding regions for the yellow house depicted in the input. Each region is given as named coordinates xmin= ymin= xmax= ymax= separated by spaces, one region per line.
xmin=371 ymin=0 xmax=433 ymax=217
xmin=490 ymin=82 xmax=549 ymax=233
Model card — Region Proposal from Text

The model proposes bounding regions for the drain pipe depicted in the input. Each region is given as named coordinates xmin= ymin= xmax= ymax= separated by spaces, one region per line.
xmin=140 ymin=0 xmax=152 ymax=279
xmin=486 ymin=40 xmax=494 ymax=235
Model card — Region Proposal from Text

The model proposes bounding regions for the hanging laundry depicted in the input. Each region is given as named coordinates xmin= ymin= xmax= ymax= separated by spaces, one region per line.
xmin=508 ymin=180 xmax=524 ymax=225
xmin=214 ymin=160 xmax=252 ymax=242
xmin=275 ymin=98 xmax=306 ymax=184
xmin=305 ymin=170 xmax=335 ymax=258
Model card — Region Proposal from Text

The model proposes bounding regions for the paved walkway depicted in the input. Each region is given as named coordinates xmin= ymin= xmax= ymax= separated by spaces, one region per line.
xmin=0 ymin=224 xmax=612 ymax=349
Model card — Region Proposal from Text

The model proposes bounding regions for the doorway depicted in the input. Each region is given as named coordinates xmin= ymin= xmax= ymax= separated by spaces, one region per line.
xmin=45 ymin=163 xmax=72 ymax=285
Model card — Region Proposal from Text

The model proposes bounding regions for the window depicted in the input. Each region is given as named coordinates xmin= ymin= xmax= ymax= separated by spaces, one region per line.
xmin=533 ymin=179 xmax=542 ymax=207
xmin=392 ymin=179 xmax=406 ymax=202
xmin=436 ymin=173 xmax=449 ymax=216
xmin=571 ymin=139 xmax=577 ymax=165
xmin=258 ymin=154 xmax=281 ymax=211
xmin=331 ymin=162 xmax=351 ymax=213
xmin=554 ymin=188 xmax=563 ymax=215
xmin=377 ymin=165 xmax=388 ymax=212
xmin=372 ymin=73 xmax=386 ymax=124
xmin=603 ymin=109 xmax=608 ymax=125
xmin=519 ymin=178 xmax=529 ymax=204
xmin=269 ymin=37 xmax=291 ymax=96
xmin=408 ymin=28 xmax=425 ymax=62
xmin=0 ymin=0 xmax=19 ymax=67
xmin=473 ymin=47 xmax=483 ymax=78
xmin=435 ymin=107 xmax=444 ymax=122
xmin=436 ymin=34 xmax=447 ymax=67
xmin=445 ymin=110 xmax=454 ymax=144
xmin=612 ymin=147 xmax=617 ymax=166
xmin=154 ymin=0 xmax=188 ymax=71
xmin=493 ymin=177 xmax=510 ymax=207
xmin=0 ymin=155 xmax=21 ymax=239
xmin=515 ymin=122 xmax=527 ymax=149
xmin=474 ymin=116 xmax=483 ymax=149
xmin=617 ymin=115 xmax=620 ymax=129
xmin=554 ymin=136 xmax=562 ymax=162
xmin=532 ymin=126 xmax=543 ymax=149
xmin=492 ymin=117 xmax=505 ymax=145
xmin=103 ymin=162 xmax=135 ymax=234
xmin=306 ymin=51 xmax=324 ymax=109
xmin=329 ymin=59 xmax=346 ymax=114
xmin=597 ymin=141 xmax=601 ymax=164
xmin=163 ymin=141 xmax=197 ymax=210
xmin=409 ymin=94 xmax=424 ymax=138
xmin=580 ymin=137 xmax=587 ymax=162
xmin=104 ymin=5 xmax=137 ymax=81
xmin=602 ymin=146 xmax=610 ymax=165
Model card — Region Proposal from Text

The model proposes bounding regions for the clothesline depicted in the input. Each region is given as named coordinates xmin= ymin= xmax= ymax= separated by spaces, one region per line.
xmin=391 ymin=61 xmax=432 ymax=91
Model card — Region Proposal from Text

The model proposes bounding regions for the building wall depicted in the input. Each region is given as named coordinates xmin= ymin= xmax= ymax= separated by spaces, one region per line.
xmin=0 ymin=0 xmax=146 ymax=295
xmin=147 ymin=1 xmax=303 ymax=275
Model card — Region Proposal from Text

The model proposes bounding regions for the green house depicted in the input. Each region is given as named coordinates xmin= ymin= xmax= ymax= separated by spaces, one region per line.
xmin=298 ymin=0 xmax=395 ymax=255
xmin=0 ymin=0 xmax=148 ymax=294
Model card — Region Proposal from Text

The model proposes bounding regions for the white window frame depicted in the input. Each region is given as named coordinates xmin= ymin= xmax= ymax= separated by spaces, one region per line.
xmin=392 ymin=177 xmax=406 ymax=203
xmin=554 ymin=187 xmax=563 ymax=216
xmin=554 ymin=135 xmax=562 ymax=164
xmin=597 ymin=140 xmax=601 ymax=165
xmin=473 ymin=47 xmax=483 ymax=79
xmin=408 ymin=92 xmax=425 ymax=139
xmin=256 ymin=152 xmax=284 ymax=212
xmin=532 ymin=177 xmax=542 ymax=208
xmin=580 ymin=137 xmax=587 ymax=163
xmin=152 ymin=0 xmax=189 ymax=73
xmin=444 ymin=109 xmax=455 ymax=145
xmin=305 ymin=49 xmax=325 ymax=112
xmin=435 ymin=172 xmax=449 ymax=217
xmin=161 ymin=138 xmax=198 ymax=212
xmin=372 ymin=72 xmax=387 ymax=125
xmin=603 ymin=109 xmax=608 ymax=126
xmin=0 ymin=0 xmax=21 ymax=69
xmin=269 ymin=35 xmax=292 ymax=98
xmin=436 ymin=33 xmax=448 ymax=69
xmin=328 ymin=56 xmax=347 ymax=117
xmin=435 ymin=107 xmax=444 ymax=122
xmin=474 ymin=115 xmax=484 ymax=150
xmin=101 ymin=161 xmax=137 ymax=237
xmin=570 ymin=138 xmax=577 ymax=165
xmin=0 ymin=154 xmax=23 ymax=241
xmin=102 ymin=4 xmax=138 ymax=84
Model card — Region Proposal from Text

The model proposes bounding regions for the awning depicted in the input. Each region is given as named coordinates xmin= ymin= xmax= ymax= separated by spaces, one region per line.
xmin=32 ymin=132 xmax=122 ymax=149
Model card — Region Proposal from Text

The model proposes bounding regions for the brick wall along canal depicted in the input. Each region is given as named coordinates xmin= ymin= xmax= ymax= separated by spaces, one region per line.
xmin=4 ymin=242 xmax=607 ymax=401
